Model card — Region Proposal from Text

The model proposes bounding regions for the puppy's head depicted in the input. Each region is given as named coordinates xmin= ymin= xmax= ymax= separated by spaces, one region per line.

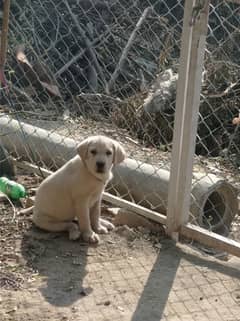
xmin=77 ymin=136 xmax=126 ymax=180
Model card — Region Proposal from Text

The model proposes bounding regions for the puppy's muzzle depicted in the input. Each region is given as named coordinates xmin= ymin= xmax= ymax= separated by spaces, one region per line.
xmin=96 ymin=161 xmax=105 ymax=173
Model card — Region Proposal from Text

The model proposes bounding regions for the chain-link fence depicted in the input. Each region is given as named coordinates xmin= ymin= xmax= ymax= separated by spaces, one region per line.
xmin=1 ymin=0 xmax=185 ymax=224
xmin=0 ymin=0 xmax=239 ymax=254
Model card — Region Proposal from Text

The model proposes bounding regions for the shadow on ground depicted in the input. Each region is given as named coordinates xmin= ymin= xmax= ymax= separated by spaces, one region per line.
xmin=21 ymin=225 xmax=91 ymax=307
xmin=131 ymin=240 xmax=240 ymax=321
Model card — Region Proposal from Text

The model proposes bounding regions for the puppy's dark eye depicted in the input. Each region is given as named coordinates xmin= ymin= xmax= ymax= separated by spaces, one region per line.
xmin=106 ymin=150 xmax=112 ymax=156
xmin=90 ymin=149 xmax=97 ymax=155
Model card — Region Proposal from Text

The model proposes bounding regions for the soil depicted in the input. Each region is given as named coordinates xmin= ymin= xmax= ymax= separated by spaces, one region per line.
xmin=0 ymin=172 xmax=166 ymax=321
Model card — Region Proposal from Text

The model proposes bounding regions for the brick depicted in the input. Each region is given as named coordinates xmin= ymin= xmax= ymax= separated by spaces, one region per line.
xmin=188 ymin=287 xmax=204 ymax=298
xmin=200 ymin=284 xmax=216 ymax=297
xmin=178 ymin=314 xmax=196 ymax=321
xmin=171 ymin=301 xmax=189 ymax=315
xmin=198 ymin=298 xmax=213 ymax=311
xmin=211 ymin=282 xmax=228 ymax=295
xmin=175 ymin=289 xmax=192 ymax=301
xmin=204 ymin=309 xmax=222 ymax=321
xmin=192 ymin=311 xmax=209 ymax=321
xmin=219 ymin=293 xmax=236 ymax=308
xmin=184 ymin=299 xmax=202 ymax=313
xmin=191 ymin=276 xmax=209 ymax=286
xmin=168 ymin=292 xmax=180 ymax=303
xmin=216 ymin=306 xmax=234 ymax=320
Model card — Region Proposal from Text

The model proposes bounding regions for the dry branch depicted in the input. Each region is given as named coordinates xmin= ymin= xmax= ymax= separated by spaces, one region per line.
xmin=106 ymin=7 xmax=152 ymax=93
xmin=64 ymin=1 xmax=107 ymax=91
xmin=54 ymin=49 xmax=86 ymax=78
xmin=11 ymin=85 xmax=38 ymax=107
xmin=207 ymin=82 xmax=238 ymax=98
xmin=54 ymin=31 xmax=110 ymax=78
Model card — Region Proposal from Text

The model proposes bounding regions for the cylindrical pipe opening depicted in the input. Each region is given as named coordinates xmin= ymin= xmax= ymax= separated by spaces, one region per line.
xmin=202 ymin=191 xmax=225 ymax=229
xmin=195 ymin=183 xmax=237 ymax=235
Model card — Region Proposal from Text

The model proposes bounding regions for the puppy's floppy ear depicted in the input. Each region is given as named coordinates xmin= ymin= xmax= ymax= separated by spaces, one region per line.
xmin=77 ymin=138 xmax=90 ymax=160
xmin=113 ymin=141 xmax=126 ymax=165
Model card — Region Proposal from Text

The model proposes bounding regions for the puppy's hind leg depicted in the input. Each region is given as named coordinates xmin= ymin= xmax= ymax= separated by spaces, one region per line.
xmin=33 ymin=213 xmax=81 ymax=240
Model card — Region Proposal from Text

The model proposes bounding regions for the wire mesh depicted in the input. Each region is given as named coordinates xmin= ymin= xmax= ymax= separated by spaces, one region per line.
xmin=0 ymin=0 xmax=239 ymax=249
xmin=0 ymin=0 xmax=185 ymax=217
xmin=0 ymin=2 xmax=240 ymax=321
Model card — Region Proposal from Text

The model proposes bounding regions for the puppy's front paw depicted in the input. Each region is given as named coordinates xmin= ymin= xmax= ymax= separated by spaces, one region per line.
xmin=100 ymin=218 xmax=115 ymax=231
xmin=94 ymin=224 xmax=108 ymax=234
xmin=82 ymin=231 xmax=100 ymax=244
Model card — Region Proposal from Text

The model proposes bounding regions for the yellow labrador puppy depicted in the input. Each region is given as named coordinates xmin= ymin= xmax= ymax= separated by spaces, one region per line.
xmin=32 ymin=136 xmax=126 ymax=243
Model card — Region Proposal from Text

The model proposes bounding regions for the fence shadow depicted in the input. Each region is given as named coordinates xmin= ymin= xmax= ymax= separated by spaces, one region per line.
xmin=131 ymin=240 xmax=181 ymax=321
xmin=131 ymin=241 xmax=240 ymax=321
xmin=21 ymin=225 xmax=91 ymax=307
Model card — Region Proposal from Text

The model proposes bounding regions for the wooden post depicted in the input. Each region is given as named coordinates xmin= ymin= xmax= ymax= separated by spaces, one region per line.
xmin=166 ymin=1 xmax=210 ymax=237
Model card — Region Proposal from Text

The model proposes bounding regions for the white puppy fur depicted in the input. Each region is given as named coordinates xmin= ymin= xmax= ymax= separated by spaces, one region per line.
xmin=32 ymin=135 xmax=126 ymax=243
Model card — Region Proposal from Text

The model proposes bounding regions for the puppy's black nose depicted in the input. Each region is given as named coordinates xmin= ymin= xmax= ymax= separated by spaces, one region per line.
xmin=96 ymin=161 xmax=105 ymax=170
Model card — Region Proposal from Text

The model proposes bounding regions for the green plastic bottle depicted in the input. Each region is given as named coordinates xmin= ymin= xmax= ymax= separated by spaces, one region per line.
xmin=0 ymin=177 xmax=26 ymax=200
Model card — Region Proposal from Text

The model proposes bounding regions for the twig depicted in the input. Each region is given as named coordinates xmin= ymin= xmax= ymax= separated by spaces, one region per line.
xmin=64 ymin=1 xmax=107 ymax=90
xmin=54 ymin=30 xmax=111 ymax=78
xmin=11 ymin=85 xmax=38 ymax=107
xmin=54 ymin=50 xmax=86 ymax=77
xmin=0 ymin=192 xmax=18 ymax=222
xmin=207 ymin=82 xmax=238 ymax=98
xmin=77 ymin=93 xmax=122 ymax=104
xmin=106 ymin=7 xmax=152 ymax=94
xmin=226 ymin=122 xmax=239 ymax=157
xmin=159 ymin=33 xmax=172 ymax=66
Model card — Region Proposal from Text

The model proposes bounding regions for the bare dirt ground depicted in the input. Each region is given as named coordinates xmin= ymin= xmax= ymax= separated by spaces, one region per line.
xmin=1 ymin=172 xmax=240 ymax=321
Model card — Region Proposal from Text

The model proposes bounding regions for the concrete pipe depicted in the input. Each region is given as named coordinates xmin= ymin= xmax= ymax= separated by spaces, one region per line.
xmin=0 ymin=115 xmax=237 ymax=233
xmin=110 ymin=159 xmax=238 ymax=234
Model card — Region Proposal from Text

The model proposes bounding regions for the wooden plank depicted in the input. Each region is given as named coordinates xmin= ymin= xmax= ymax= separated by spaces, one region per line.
xmin=181 ymin=223 xmax=240 ymax=258
xmin=14 ymin=160 xmax=52 ymax=177
xmin=166 ymin=1 xmax=210 ymax=235
xmin=103 ymin=192 xmax=166 ymax=225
